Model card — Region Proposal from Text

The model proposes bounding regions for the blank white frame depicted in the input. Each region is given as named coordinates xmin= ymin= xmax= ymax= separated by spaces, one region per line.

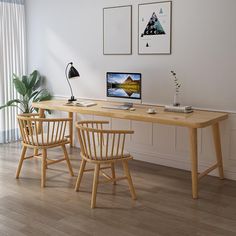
xmin=103 ymin=5 xmax=132 ymax=55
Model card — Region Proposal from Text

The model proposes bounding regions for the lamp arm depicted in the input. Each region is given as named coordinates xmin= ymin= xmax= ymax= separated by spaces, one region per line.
xmin=65 ymin=62 xmax=74 ymax=98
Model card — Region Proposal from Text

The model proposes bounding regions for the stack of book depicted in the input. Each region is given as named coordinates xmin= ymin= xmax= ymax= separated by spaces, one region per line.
xmin=65 ymin=101 xmax=97 ymax=107
xmin=164 ymin=105 xmax=193 ymax=113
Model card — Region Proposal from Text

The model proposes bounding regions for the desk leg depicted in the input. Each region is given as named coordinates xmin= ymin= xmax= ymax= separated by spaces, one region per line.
xmin=212 ymin=123 xmax=224 ymax=179
xmin=69 ymin=112 xmax=73 ymax=147
xmin=38 ymin=108 xmax=45 ymax=133
xmin=189 ymin=128 xmax=198 ymax=199
xmin=35 ymin=108 xmax=45 ymax=155
xmin=39 ymin=108 xmax=45 ymax=118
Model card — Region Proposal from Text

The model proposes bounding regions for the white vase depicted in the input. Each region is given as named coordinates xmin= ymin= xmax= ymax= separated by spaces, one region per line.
xmin=173 ymin=93 xmax=180 ymax=106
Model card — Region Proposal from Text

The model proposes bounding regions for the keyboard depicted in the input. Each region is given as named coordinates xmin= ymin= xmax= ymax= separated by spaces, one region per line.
xmin=101 ymin=105 xmax=130 ymax=110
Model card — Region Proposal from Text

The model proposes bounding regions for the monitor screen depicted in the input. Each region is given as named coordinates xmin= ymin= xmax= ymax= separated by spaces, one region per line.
xmin=106 ymin=72 xmax=142 ymax=100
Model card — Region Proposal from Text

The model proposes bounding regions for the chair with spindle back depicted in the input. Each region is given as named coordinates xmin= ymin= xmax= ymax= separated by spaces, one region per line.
xmin=75 ymin=120 xmax=137 ymax=208
xmin=17 ymin=113 xmax=74 ymax=187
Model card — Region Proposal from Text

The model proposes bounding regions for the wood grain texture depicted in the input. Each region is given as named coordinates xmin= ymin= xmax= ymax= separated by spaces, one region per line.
xmin=189 ymin=128 xmax=198 ymax=199
xmin=32 ymin=100 xmax=228 ymax=199
xmin=17 ymin=114 xmax=74 ymax=187
xmin=1 ymin=143 xmax=236 ymax=235
xmin=32 ymin=99 xmax=228 ymax=128
xmin=68 ymin=112 xmax=73 ymax=147
xmin=212 ymin=123 xmax=225 ymax=179
xmin=76 ymin=120 xmax=136 ymax=208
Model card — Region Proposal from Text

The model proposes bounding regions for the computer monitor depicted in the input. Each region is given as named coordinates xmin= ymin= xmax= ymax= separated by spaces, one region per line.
xmin=106 ymin=72 xmax=142 ymax=104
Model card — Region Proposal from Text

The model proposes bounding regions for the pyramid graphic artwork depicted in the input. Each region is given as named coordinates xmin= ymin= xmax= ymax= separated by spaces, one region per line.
xmin=141 ymin=12 xmax=165 ymax=37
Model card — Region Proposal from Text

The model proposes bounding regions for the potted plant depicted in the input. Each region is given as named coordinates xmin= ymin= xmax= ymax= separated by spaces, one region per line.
xmin=171 ymin=70 xmax=181 ymax=106
xmin=0 ymin=70 xmax=51 ymax=113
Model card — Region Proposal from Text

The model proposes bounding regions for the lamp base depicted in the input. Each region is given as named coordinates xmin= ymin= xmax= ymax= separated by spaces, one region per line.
xmin=68 ymin=96 xmax=77 ymax=102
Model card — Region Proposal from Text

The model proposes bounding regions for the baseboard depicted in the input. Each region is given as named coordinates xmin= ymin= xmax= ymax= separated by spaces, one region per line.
xmin=131 ymin=150 xmax=236 ymax=181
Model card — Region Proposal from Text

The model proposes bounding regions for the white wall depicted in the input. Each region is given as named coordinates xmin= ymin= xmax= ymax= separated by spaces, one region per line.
xmin=25 ymin=0 xmax=236 ymax=180
xmin=25 ymin=0 xmax=236 ymax=112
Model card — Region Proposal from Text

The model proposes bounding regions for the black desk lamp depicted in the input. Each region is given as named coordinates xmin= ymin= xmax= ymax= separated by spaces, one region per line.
xmin=65 ymin=62 xmax=80 ymax=102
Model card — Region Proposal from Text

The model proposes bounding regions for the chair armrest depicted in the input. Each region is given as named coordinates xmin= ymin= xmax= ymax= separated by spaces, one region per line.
xmin=32 ymin=117 xmax=73 ymax=122
xmin=98 ymin=129 xmax=134 ymax=135
xmin=17 ymin=113 xmax=40 ymax=117
xmin=78 ymin=125 xmax=134 ymax=135
xmin=76 ymin=120 xmax=109 ymax=126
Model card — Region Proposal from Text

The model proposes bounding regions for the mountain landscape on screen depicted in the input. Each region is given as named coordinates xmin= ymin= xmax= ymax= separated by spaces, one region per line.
xmin=107 ymin=74 xmax=141 ymax=98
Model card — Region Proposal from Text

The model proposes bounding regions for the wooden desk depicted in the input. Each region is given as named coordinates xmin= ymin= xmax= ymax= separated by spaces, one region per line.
xmin=32 ymin=99 xmax=228 ymax=199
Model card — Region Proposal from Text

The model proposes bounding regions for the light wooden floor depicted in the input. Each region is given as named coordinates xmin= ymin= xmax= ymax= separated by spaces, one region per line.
xmin=1 ymin=143 xmax=236 ymax=236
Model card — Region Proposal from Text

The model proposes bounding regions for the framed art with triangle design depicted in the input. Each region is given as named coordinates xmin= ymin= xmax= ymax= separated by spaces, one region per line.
xmin=138 ymin=1 xmax=172 ymax=55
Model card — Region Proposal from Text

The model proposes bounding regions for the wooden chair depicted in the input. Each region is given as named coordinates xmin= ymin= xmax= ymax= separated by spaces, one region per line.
xmin=75 ymin=120 xmax=137 ymax=208
xmin=16 ymin=113 xmax=74 ymax=187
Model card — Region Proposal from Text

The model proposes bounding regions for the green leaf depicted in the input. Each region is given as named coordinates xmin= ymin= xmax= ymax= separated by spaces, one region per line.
xmin=29 ymin=90 xmax=42 ymax=100
xmin=22 ymin=75 xmax=29 ymax=88
xmin=0 ymin=104 xmax=9 ymax=110
xmin=29 ymin=70 xmax=39 ymax=89
xmin=26 ymin=89 xmax=33 ymax=98
xmin=6 ymin=99 xmax=21 ymax=106
xmin=33 ymin=90 xmax=52 ymax=102
xmin=0 ymin=99 xmax=23 ymax=110
xmin=13 ymin=78 xmax=27 ymax=96
xmin=9 ymin=104 xmax=24 ymax=113
xmin=0 ymin=104 xmax=24 ymax=112
xmin=12 ymin=73 xmax=20 ymax=81
xmin=3 ymin=71 xmax=52 ymax=114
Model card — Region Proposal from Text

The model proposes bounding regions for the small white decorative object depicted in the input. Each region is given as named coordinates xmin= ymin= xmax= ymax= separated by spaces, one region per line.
xmin=147 ymin=108 xmax=157 ymax=114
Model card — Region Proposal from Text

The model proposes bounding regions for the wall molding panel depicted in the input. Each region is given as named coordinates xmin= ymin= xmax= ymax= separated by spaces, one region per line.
xmin=50 ymin=97 xmax=236 ymax=181
xmin=74 ymin=113 xmax=236 ymax=181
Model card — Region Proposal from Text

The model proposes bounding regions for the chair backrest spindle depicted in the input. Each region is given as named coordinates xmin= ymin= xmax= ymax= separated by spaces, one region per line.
xmin=76 ymin=121 xmax=134 ymax=162
xmin=17 ymin=114 xmax=72 ymax=148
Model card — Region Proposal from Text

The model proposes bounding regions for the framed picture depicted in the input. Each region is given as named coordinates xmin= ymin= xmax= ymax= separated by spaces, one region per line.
xmin=138 ymin=1 xmax=172 ymax=55
xmin=103 ymin=5 xmax=132 ymax=55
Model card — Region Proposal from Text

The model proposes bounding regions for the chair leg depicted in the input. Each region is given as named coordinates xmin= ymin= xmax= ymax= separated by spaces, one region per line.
xmin=16 ymin=146 xmax=27 ymax=179
xmin=41 ymin=149 xmax=47 ymax=188
xmin=34 ymin=148 xmax=38 ymax=156
xmin=61 ymin=144 xmax=74 ymax=177
xmin=122 ymin=160 xmax=137 ymax=200
xmin=111 ymin=162 xmax=116 ymax=185
xmin=75 ymin=159 xmax=87 ymax=192
xmin=91 ymin=164 xmax=100 ymax=208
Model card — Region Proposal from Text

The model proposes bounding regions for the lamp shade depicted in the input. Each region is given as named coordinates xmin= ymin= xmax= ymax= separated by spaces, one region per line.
xmin=68 ymin=65 xmax=80 ymax=79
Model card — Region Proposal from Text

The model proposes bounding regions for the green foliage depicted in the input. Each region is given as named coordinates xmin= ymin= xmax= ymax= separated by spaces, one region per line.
xmin=0 ymin=70 xmax=52 ymax=113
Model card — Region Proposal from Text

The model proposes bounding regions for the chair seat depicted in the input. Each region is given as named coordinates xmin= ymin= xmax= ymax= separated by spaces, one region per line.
xmin=75 ymin=120 xmax=136 ymax=208
xmin=16 ymin=114 xmax=74 ymax=187
xmin=89 ymin=145 xmax=130 ymax=160
xmin=29 ymin=134 xmax=69 ymax=146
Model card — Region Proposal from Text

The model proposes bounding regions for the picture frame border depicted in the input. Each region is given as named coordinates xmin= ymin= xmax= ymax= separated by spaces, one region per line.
xmin=138 ymin=1 xmax=172 ymax=55
xmin=103 ymin=5 xmax=132 ymax=55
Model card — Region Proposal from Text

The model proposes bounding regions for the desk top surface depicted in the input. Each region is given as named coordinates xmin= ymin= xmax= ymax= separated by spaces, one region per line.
xmin=32 ymin=100 xmax=228 ymax=128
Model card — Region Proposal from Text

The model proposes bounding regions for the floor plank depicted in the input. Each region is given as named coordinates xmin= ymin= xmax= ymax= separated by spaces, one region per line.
xmin=0 ymin=142 xmax=236 ymax=236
